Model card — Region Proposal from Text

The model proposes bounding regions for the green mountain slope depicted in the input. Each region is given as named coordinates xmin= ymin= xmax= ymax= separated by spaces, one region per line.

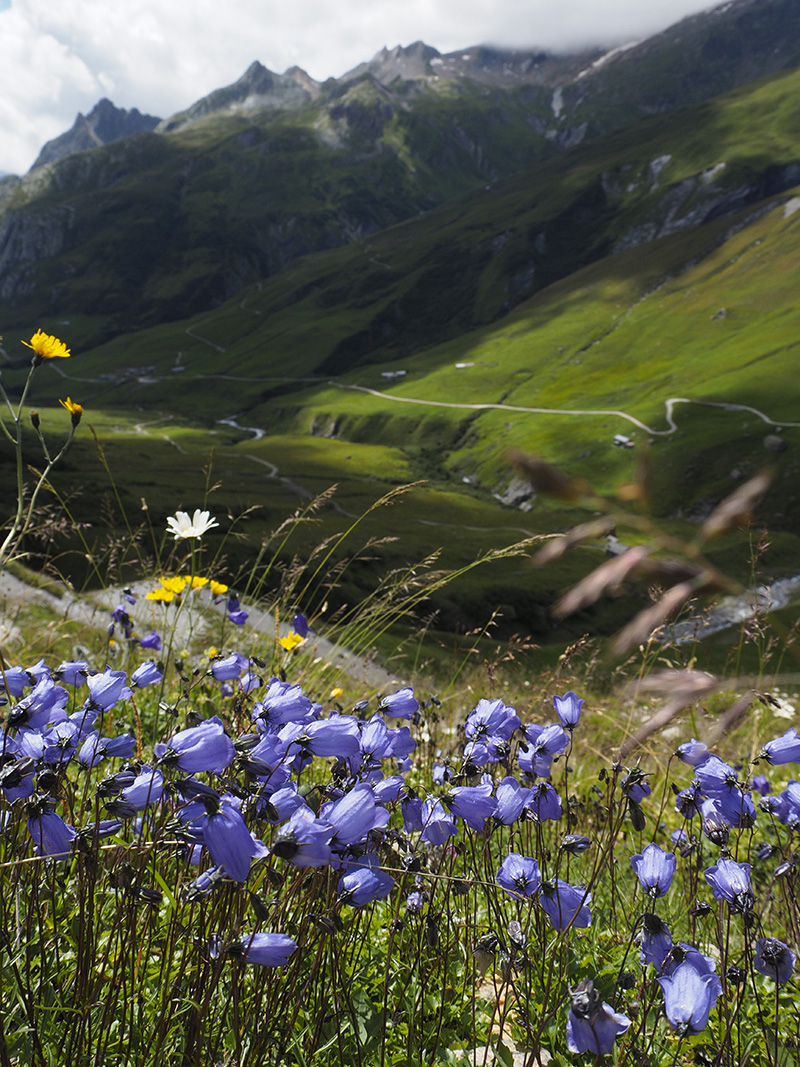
xmin=2 ymin=0 xmax=800 ymax=347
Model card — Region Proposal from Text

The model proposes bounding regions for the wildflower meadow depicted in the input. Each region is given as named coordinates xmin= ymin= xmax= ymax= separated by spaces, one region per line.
xmin=0 ymin=333 xmax=798 ymax=1066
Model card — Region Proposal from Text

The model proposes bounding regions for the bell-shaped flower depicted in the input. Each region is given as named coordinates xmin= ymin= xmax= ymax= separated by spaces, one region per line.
xmin=121 ymin=765 xmax=164 ymax=811
xmin=131 ymin=661 xmax=163 ymax=688
xmin=445 ymin=783 xmax=496 ymax=831
xmin=675 ymin=782 xmax=704 ymax=819
xmin=139 ymin=631 xmax=162 ymax=650
xmin=527 ymin=781 xmax=562 ymax=823
xmin=42 ymin=721 xmax=81 ymax=765
xmin=675 ymin=738 xmax=710 ymax=766
xmin=0 ymin=664 xmax=31 ymax=698
xmin=631 ymin=842 xmax=677 ymax=899
xmin=465 ymin=698 xmax=520 ymax=741
xmin=303 ymin=715 xmax=361 ymax=758
xmin=8 ymin=676 xmax=69 ymax=729
xmin=252 ymin=679 xmax=315 ymax=728
xmin=204 ymin=801 xmax=259 ymax=882
xmin=754 ymin=937 xmax=796 ymax=985
xmin=0 ymin=756 xmax=36 ymax=802
xmin=539 ymin=879 xmax=591 ymax=930
xmin=379 ymin=687 xmax=419 ymax=719
xmin=271 ymin=807 xmax=333 ymax=868
xmin=53 ymin=660 xmax=90 ymax=687
xmin=208 ymin=652 xmax=249 ymax=682
xmin=703 ymin=857 xmax=754 ymax=912
xmin=694 ymin=755 xmax=738 ymax=797
xmin=566 ymin=979 xmax=630 ymax=1056
xmin=338 ymin=861 xmax=394 ymax=906
xmin=761 ymin=727 xmax=800 ymax=765
xmin=372 ymin=775 xmax=405 ymax=804
xmin=496 ymin=852 xmax=541 ymax=899
xmin=158 ymin=718 xmax=235 ymax=774
xmin=561 ymin=834 xmax=592 ymax=854
xmin=322 ymin=783 xmax=389 ymax=846
xmin=638 ymin=912 xmax=673 ymax=970
xmin=658 ymin=959 xmax=722 ymax=1034
xmin=401 ymin=793 xmax=424 ymax=833
xmin=494 ymin=776 xmax=532 ymax=825
xmin=27 ymin=809 xmax=77 ymax=859
xmin=86 ymin=669 xmax=133 ymax=711
xmin=420 ymin=797 xmax=458 ymax=845
xmin=78 ymin=731 xmax=136 ymax=768
xmin=234 ymin=931 xmax=298 ymax=966
xmin=553 ymin=691 xmax=583 ymax=731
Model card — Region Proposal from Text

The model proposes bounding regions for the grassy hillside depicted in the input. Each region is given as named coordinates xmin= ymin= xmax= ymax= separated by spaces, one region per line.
xmin=3 ymin=66 xmax=800 ymax=655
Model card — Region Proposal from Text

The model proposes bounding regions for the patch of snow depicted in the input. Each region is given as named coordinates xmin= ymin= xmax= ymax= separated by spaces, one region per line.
xmin=551 ymin=87 xmax=563 ymax=119
xmin=700 ymin=162 xmax=726 ymax=185
xmin=784 ymin=196 xmax=800 ymax=218
xmin=576 ymin=40 xmax=639 ymax=80
xmin=649 ymin=154 xmax=672 ymax=183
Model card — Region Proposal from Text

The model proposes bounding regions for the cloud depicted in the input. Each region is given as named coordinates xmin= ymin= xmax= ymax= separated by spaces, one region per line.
xmin=0 ymin=0 xmax=718 ymax=174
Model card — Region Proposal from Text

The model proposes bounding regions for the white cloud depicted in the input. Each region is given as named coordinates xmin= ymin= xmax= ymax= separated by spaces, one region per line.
xmin=0 ymin=0 xmax=719 ymax=174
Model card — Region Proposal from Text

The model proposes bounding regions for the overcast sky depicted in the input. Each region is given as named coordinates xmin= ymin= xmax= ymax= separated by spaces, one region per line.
xmin=1 ymin=0 xmax=721 ymax=175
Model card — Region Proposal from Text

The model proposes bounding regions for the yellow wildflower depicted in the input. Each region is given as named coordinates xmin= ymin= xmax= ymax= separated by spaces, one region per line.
xmin=209 ymin=580 xmax=229 ymax=596
xmin=23 ymin=329 xmax=71 ymax=361
xmin=59 ymin=397 xmax=83 ymax=426
xmin=330 ymin=687 xmax=344 ymax=699
xmin=160 ymin=576 xmax=188 ymax=594
xmin=206 ymin=646 xmax=219 ymax=659
xmin=279 ymin=632 xmax=305 ymax=652
xmin=187 ymin=576 xmax=209 ymax=589
xmin=146 ymin=588 xmax=175 ymax=602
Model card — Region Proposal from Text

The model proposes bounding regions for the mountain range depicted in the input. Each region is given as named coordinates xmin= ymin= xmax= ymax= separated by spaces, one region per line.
xmin=1 ymin=0 xmax=799 ymax=646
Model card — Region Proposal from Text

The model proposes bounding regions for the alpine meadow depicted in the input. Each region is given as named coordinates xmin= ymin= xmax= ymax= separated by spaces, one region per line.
xmin=1 ymin=1 xmax=800 ymax=1064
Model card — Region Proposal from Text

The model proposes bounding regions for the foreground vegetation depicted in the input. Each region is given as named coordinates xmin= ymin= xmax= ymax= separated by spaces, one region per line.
xmin=1 ymin=331 xmax=799 ymax=1066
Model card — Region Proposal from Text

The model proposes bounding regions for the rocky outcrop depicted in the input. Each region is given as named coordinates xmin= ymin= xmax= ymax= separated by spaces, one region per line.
xmin=158 ymin=62 xmax=321 ymax=132
xmin=30 ymin=99 xmax=160 ymax=171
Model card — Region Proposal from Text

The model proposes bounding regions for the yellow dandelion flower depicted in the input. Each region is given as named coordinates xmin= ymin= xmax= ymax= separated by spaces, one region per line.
xmin=160 ymin=576 xmax=188 ymax=594
xmin=146 ymin=588 xmax=175 ymax=602
xmin=209 ymin=580 xmax=229 ymax=596
xmin=187 ymin=576 xmax=209 ymax=589
xmin=206 ymin=646 xmax=219 ymax=659
xmin=59 ymin=397 xmax=83 ymax=426
xmin=279 ymin=632 xmax=305 ymax=652
xmin=23 ymin=329 xmax=71 ymax=361
xmin=330 ymin=687 xmax=344 ymax=699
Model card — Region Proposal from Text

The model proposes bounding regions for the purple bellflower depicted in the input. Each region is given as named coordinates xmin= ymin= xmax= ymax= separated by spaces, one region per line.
xmin=675 ymin=738 xmax=710 ymax=766
xmin=631 ymin=842 xmax=677 ymax=899
xmin=322 ymin=782 xmax=389 ymax=846
xmin=158 ymin=718 xmax=235 ymax=774
xmin=761 ymin=728 xmax=800 ymax=765
xmin=553 ymin=691 xmax=584 ymax=731
xmin=445 ymin=783 xmax=496 ymax=831
xmin=494 ymin=776 xmax=532 ymax=825
xmin=658 ymin=959 xmax=722 ymax=1035
xmin=204 ymin=800 xmax=259 ymax=882
xmin=131 ymin=661 xmax=163 ymax=688
xmin=539 ymin=879 xmax=591 ymax=930
xmin=27 ymin=809 xmax=77 ymax=859
xmin=566 ymin=980 xmax=630 ymax=1056
xmin=639 ymin=913 xmax=673 ymax=970
xmin=338 ymin=862 xmax=394 ymax=906
xmin=271 ymin=807 xmax=333 ymax=868
xmin=86 ymin=669 xmax=132 ymax=711
xmin=527 ymin=780 xmax=562 ymax=823
xmin=420 ymin=797 xmax=458 ymax=845
xmin=138 ymin=630 xmax=162 ymax=651
xmin=379 ymin=687 xmax=419 ymax=719
xmin=754 ymin=937 xmax=796 ymax=985
xmin=497 ymin=852 xmax=541 ymax=899
xmin=704 ymin=857 xmax=754 ymax=912
xmin=235 ymin=931 xmax=297 ymax=966
xmin=292 ymin=613 xmax=309 ymax=638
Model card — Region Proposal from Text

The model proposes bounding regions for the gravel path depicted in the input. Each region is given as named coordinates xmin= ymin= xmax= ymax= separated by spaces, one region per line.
xmin=0 ymin=569 xmax=403 ymax=692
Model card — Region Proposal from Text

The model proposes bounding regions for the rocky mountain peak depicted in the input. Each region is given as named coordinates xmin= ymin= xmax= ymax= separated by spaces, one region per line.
xmin=29 ymin=99 xmax=160 ymax=171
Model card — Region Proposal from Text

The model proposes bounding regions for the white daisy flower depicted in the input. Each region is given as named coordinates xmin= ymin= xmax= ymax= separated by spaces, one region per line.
xmin=166 ymin=509 xmax=219 ymax=540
